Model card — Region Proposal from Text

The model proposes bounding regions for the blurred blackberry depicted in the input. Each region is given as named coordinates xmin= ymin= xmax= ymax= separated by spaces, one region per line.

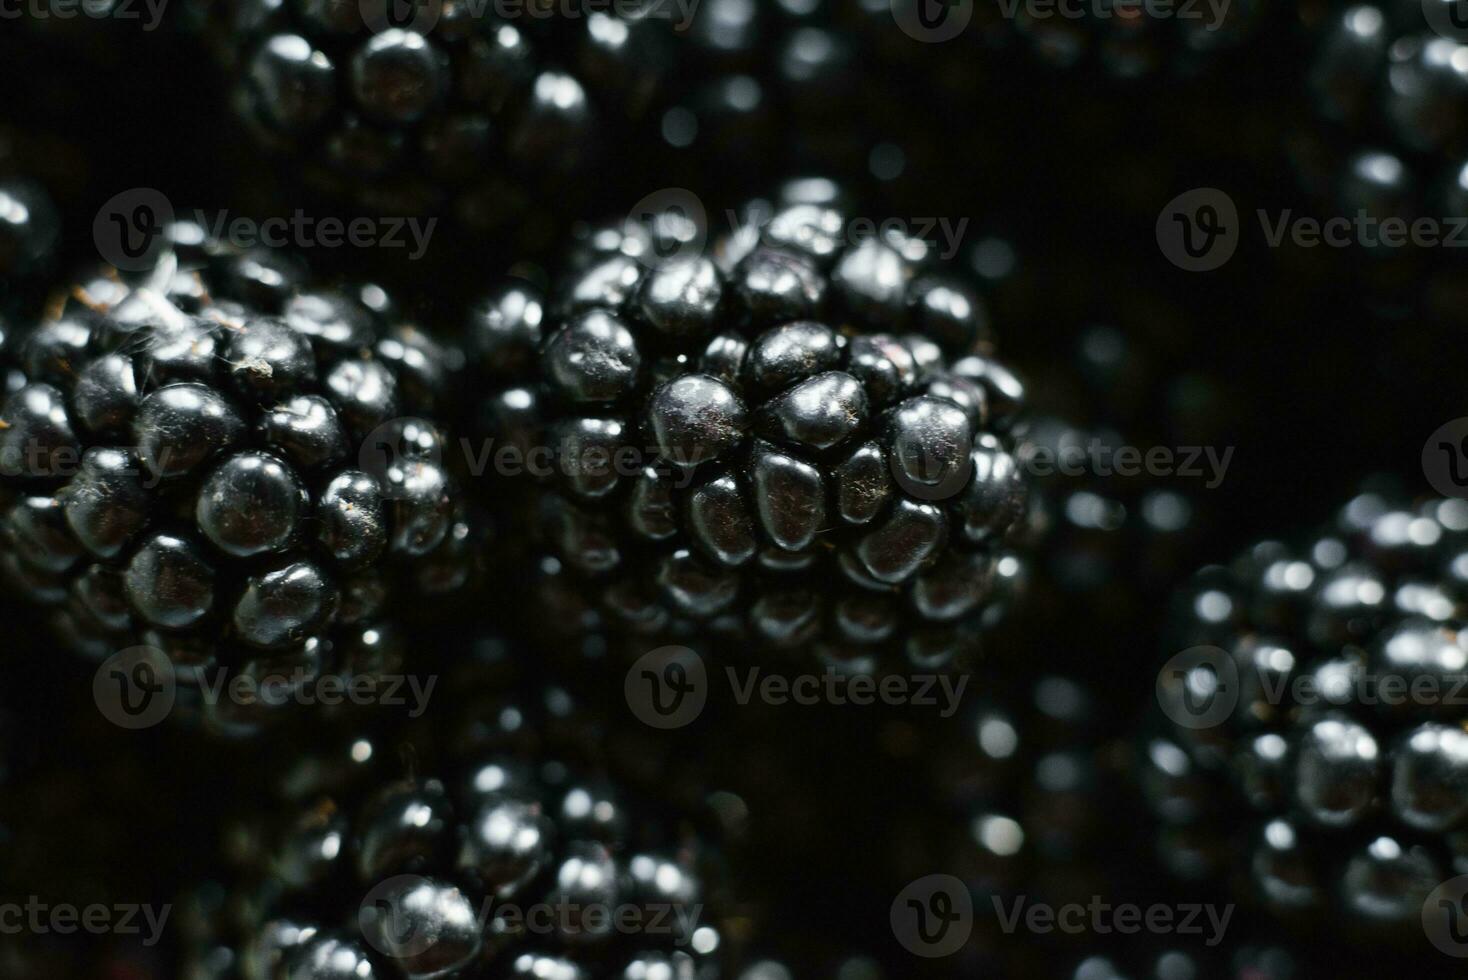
xmin=195 ymin=0 xmax=677 ymax=248
xmin=1011 ymin=315 xmax=1236 ymax=649
xmin=0 ymin=222 xmax=478 ymax=734
xmin=914 ymin=674 xmax=1131 ymax=975
xmin=1019 ymin=418 xmax=1202 ymax=609
xmin=665 ymin=0 xmax=926 ymax=198
xmin=873 ymin=0 xmax=1274 ymax=90
xmin=1144 ymin=486 xmax=1468 ymax=949
xmin=1007 ymin=0 xmax=1272 ymax=80
xmin=900 ymin=673 xmax=1304 ymax=979
xmin=469 ymin=181 xmax=1032 ymax=672
xmin=1292 ymin=1 xmax=1468 ymax=319
xmin=183 ymin=728 xmax=727 ymax=980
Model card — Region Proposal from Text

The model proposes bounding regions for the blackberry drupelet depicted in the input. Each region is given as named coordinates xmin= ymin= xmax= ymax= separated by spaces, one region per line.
xmin=0 ymin=222 xmax=475 ymax=734
xmin=184 ymin=732 xmax=726 ymax=979
xmin=469 ymin=182 xmax=1032 ymax=672
xmin=1144 ymin=487 xmax=1468 ymax=949
xmin=196 ymin=0 xmax=676 ymax=245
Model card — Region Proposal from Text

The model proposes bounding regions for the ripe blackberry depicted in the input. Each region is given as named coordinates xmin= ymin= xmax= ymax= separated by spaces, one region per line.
xmin=665 ymin=1 xmax=922 ymax=195
xmin=184 ymin=730 xmax=726 ymax=979
xmin=896 ymin=672 xmax=1303 ymax=979
xmin=470 ymin=182 xmax=1032 ymax=671
xmin=870 ymin=0 xmax=1274 ymax=90
xmin=195 ymin=1 xmax=676 ymax=245
xmin=1293 ymin=3 xmax=1468 ymax=319
xmin=1144 ymin=487 xmax=1468 ymax=948
xmin=0 ymin=223 xmax=475 ymax=734
xmin=1009 ymin=300 xmax=1243 ymax=665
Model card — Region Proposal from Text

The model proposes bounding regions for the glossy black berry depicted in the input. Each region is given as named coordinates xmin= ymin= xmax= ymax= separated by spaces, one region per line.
xmin=201 ymin=5 xmax=678 ymax=238
xmin=471 ymin=188 xmax=1031 ymax=670
xmin=0 ymin=226 xmax=472 ymax=734
xmin=1145 ymin=490 xmax=1468 ymax=937
xmin=184 ymin=736 xmax=721 ymax=980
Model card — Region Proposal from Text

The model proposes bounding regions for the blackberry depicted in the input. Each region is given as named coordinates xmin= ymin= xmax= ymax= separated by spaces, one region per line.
xmin=195 ymin=1 xmax=677 ymax=246
xmin=665 ymin=1 xmax=921 ymax=196
xmin=1143 ymin=487 xmax=1468 ymax=950
xmin=900 ymin=673 xmax=1303 ymax=979
xmin=470 ymin=182 xmax=1032 ymax=671
xmin=897 ymin=0 xmax=1275 ymax=83
xmin=1010 ymin=299 xmax=1244 ymax=657
xmin=0 ymin=223 xmax=475 ymax=734
xmin=1013 ymin=0 xmax=1271 ymax=80
xmin=1292 ymin=2 xmax=1468 ymax=320
xmin=184 ymin=729 xmax=727 ymax=979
